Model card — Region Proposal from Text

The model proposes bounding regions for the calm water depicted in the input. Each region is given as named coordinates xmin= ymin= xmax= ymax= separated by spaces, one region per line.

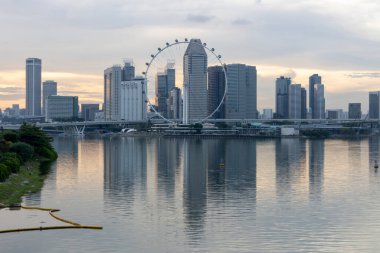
xmin=2 ymin=136 xmax=380 ymax=252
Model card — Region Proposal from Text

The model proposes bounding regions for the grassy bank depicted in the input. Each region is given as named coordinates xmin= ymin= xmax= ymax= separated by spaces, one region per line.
xmin=0 ymin=161 xmax=47 ymax=206
xmin=0 ymin=124 xmax=57 ymax=206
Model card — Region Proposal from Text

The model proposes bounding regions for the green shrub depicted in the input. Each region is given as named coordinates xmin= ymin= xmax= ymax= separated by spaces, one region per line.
xmin=19 ymin=124 xmax=53 ymax=150
xmin=36 ymin=147 xmax=58 ymax=161
xmin=0 ymin=163 xmax=11 ymax=182
xmin=9 ymin=142 xmax=34 ymax=162
xmin=2 ymin=131 xmax=19 ymax=143
xmin=0 ymin=140 xmax=12 ymax=153
xmin=0 ymin=153 xmax=21 ymax=173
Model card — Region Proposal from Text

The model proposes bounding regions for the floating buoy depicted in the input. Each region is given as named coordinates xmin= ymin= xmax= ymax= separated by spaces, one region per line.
xmin=374 ymin=160 xmax=379 ymax=169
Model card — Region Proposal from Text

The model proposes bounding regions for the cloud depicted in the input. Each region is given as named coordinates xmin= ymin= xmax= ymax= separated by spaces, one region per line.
xmin=186 ymin=14 xmax=214 ymax=23
xmin=232 ymin=18 xmax=251 ymax=26
xmin=346 ymin=73 xmax=380 ymax=78
xmin=0 ymin=86 xmax=23 ymax=93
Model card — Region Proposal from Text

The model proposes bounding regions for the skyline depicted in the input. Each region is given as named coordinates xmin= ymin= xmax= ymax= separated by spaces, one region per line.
xmin=0 ymin=0 xmax=379 ymax=111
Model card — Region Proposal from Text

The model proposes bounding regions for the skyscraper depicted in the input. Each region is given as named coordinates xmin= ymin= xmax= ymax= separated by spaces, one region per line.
xmin=155 ymin=63 xmax=175 ymax=118
xmin=167 ymin=87 xmax=182 ymax=120
xmin=309 ymin=74 xmax=322 ymax=118
xmin=348 ymin=103 xmax=361 ymax=119
xmin=275 ymin=76 xmax=291 ymax=119
xmin=207 ymin=66 xmax=225 ymax=119
xmin=26 ymin=58 xmax=42 ymax=116
xmin=288 ymin=84 xmax=302 ymax=119
xmin=122 ymin=60 xmax=135 ymax=81
xmin=225 ymin=64 xmax=257 ymax=119
xmin=42 ymin=80 xmax=57 ymax=115
xmin=313 ymin=84 xmax=325 ymax=119
xmin=120 ymin=77 xmax=147 ymax=121
xmin=183 ymin=39 xmax=207 ymax=123
xmin=301 ymin=87 xmax=307 ymax=119
xmin=104 ymin=65 xmax=122 ymax=121
xmin=369 ymin=92 xmax=380 ymax=119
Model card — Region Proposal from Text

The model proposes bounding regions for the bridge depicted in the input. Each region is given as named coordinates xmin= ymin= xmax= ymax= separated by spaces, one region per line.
xmin=1 ymin=118 xmax=379 ymax=134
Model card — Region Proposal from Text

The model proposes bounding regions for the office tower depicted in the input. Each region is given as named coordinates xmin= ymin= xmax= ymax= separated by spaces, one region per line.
xmin=167 ymin=87 xmax=182 ymax=120
xmin=155 ymin=63 xmax=175 ymax=118
xmin=275 ymin=76 xmax=291 ymax=119
xmin=263 ymin=109 xmax=273 ymax=119
xmin=301 ymin=87 xmax=307 ymax=119
xmin=309 ymin=74 xmax=322 ymax=118
xmin=26 ymin=58 xmax=42 ymax=116
xmin=104 ymin=65 xmax=122 ymax=121
xmin=326 ymin=109 xmax=343 ymax=119
xmin=207 ymin=66 xmax=225 ymax=119
xmin=122 ymin=60 xmax=135 ymax=81
xmin=120 ymin=77 xmax=147 ymax=121
xmin=45 ymin=96 xmax=79 ymax=121
xmin=225 ymin=64 xmax=257 ymax=119
xmin=246 ymin=66 xmax=258 ymax=119
xmin=81 ymin=104 xmax=99 ymax=121
xmin=314 ymin=84 xmax=325 ymax=119
xmin=288 ymin=84 xmax=302 ymax=119
xmin=348 ymin=103 xmax=362 ymax=119
xmin=183 ymin=39 xmax=207 ymax=123
xmin=369 ymin=92 xmax=380 ymax=119
xmin=42 ymin=80 xmax=57 ymax=115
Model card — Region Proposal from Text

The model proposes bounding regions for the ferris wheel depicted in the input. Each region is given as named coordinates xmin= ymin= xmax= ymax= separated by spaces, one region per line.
xmin=143 ymin=38 xmax=228 ymax=124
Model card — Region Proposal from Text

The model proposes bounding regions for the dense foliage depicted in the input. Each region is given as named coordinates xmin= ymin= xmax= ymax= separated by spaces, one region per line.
xmin=0 ymin=124 xmax=57 ymax=182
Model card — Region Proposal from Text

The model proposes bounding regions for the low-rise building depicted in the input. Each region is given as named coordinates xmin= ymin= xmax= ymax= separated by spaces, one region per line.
xmin=46 ymin=95 xmax=79 ymax=121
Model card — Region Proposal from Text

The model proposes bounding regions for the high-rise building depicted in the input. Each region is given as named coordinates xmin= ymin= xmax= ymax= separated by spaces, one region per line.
xmin=45 ymin=95 xmax=79 ymax=121
xmin=120 ymin=77 xmax=147 ymax=121
xmin=81 ymin=104 xmax=99 ymax=121
xmin=288 ymin=84 xmax=302 ymax=119
xmin=369 ymin=92 xmax=380 ymax=119
xmin=207 ymin=66 xmax=225 ymax=119
xmin=183 ymin=39 xmax=207 ymax=123
xmin=309 ymin=74 xmax=322 ymax=118
xmin=225 ymin=64 xmax=257 ymax=119
xmin=262 ymin=109 xmax=273 ymax=119
xmin=42 ymin=80 xmax=57 ymax=115
xmin=314 ymin=84 xmax=325 ymax=119
xmin=167 ymin=87 xmax=182 ymax=120
xmin=275 ymin=76 xmax=291 ymax=119
xmin=301 ymin=87 xmax=307 ymax=119
xmin=326 ymin=109 xmax=343 ymax=119
xmin=26 ymin=58 xmax=42 ymax=116
xmin=348 ymin=103 xmax=361 ymax=119
xmin=122 ymin=60 xmax=135 ymax=81
xmin=155 ymin=63 xmax=176 ymax=118
xmin=104 ymin=65 xmax=122 ymax=121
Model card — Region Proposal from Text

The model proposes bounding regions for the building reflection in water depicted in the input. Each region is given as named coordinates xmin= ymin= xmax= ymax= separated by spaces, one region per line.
xmin=103 ymin=137 xmax=147 ymax=208
xmin=369 ymin=136 xmax=380 ymax=178
xmin=309 ymin=140 xmax=324 ymax=200
xmin=275 ymin=138 xmax=306 ymax=200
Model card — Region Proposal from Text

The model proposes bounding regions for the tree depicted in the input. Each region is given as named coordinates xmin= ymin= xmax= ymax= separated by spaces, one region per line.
xmin=9 ymin=142 xmax=34 ymax=162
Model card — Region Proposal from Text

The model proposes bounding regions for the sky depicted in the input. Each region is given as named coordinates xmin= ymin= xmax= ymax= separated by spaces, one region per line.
xmin=0 ymin=0 xmax=379 ymax=112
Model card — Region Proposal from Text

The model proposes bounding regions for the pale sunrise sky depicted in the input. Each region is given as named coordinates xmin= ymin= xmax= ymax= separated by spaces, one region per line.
xmin=0 ymin=0 xmax=379 ymax=112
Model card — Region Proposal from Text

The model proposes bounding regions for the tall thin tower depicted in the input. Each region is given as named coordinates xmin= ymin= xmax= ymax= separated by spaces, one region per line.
xmin=183 ymin=39 xmax=208 ymax=124
xmin=26 ymin=58 xmax=42 ymax=116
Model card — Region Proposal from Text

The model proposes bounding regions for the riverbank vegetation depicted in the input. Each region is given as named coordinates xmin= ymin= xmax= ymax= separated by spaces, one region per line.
xmin=0 ymin=124 xmax=57 ymax=205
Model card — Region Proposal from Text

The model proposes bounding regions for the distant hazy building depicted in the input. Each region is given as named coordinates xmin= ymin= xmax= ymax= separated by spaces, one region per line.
xmin=207 ymin=66 xmax=226 ymax=119
xmin=348 ymin=103 xmax=361 ymax=119
xmin=225 ymin=64 xmax=257 ymax=119
xmin=301 ymin=88 xmax=307 ymax=119
xmin=155 ymin=63 xmax=175 ymax=118
xmin=167 ymin=87 xmax=182 ymax=120
xmin=120 ymin=77 xmax=147 ymax=121
xmin=26 ymin=58 xmax=42 ymax=116
xmin=309 ymin=74 xmax=322 ymax=118
xmin=313 ymin=84 xmax=325 ymax=119
xmin=11 ymin=104 xmax=20 ymax=117
xmin=326 ymin=109 xmax=343 ymax=120
xmin=183 ymin=39 xmax=208 ymax=123
xmin=288 ymin=84 xmax=302 ymax=119
xmin=81 ymin=104 xmax=99 ymax=121
xmin=369 ymin=92 xmax=380 ymax=119
xmin=104 ymin=65 xmax=122 ymax=121
xmin=262 ymin=109 xmax=273 ymax=119
xmin=42 ymin=80 xmax=57 ymax=115
xmin=122 ymin=60 xmax=135 ymax=81
xmin=46 ymin=96 xmax=79 ymax=121
xmin=275 ymin=76 xmax=291 ymax=119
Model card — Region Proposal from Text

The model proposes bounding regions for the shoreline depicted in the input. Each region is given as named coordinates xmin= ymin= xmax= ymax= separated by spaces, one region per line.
xmin=0 ymin=160 xmax=51 ymax=206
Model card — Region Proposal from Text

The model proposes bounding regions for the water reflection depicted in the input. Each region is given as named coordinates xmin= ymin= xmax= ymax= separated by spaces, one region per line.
xmin=309 ymin=140 xmax=324 ymax=200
